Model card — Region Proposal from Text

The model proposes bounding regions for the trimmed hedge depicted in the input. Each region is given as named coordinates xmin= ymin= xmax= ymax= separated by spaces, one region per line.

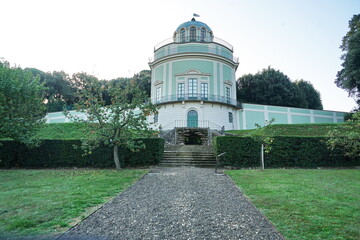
xmin=215 ymin=136 xmax=359 ymax=168
xmin=0 ymin=138 xmax=164 ymax=168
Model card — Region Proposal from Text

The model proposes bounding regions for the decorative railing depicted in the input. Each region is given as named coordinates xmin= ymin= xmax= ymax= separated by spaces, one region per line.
xmin=152 ymin=94 xmax=242 ymax=108
xmin=154 ymin=36 xmax=234 ymax=51
xmin=161 ymin=120 xmax=222 ymax=130
xmin=149 ymin=43 xmax=239 ymax=63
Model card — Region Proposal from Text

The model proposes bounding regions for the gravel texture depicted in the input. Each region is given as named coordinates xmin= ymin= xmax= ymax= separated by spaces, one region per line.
xmin=58 ymin=167 xmax=284 ymax=240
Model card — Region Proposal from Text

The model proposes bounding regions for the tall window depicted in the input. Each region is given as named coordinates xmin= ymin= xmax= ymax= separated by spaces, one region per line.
xmin=201 ymin=28 xmax=206 ymax=41
xmin=190 ymin=27 xmax=196 ymax=41
xmin=226 ymin=87 xmax=231 ymax=103
xmin=200 ymin=83 xmax=208 ymax=99
xmin=188 ymin=78 xmax=197 ymax=98
xmin=228 ymin=112 xmax=233 ymax=123
xmin=154 ymin=114 xmax=158 ymax=123
xmin=178 ymin=83 xmax=185 ymax=99
xmin=156 ymin=87 xmax=162 ymax=102
xmin=180 ymin=28 xmax=185 ymax=42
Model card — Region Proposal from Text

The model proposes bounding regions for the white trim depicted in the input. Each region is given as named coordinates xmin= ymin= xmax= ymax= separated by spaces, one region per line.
xmin=287 ymin=108 xmax=292 ymax=124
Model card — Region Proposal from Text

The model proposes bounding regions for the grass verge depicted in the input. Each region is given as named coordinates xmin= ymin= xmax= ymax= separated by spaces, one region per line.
xmin=0 ymin=169 xmax=147 ymax=239
xmin=226 ymin=169 xmax=360 ymax=240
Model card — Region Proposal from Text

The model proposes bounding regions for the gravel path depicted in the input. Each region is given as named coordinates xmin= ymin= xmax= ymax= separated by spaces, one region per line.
xmin=58 ymin=167 xmax=284 ymax=240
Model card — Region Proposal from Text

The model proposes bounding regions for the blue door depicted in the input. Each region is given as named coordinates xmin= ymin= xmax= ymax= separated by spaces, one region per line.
xmin=187 ymin=110 xmax=198 ymax=127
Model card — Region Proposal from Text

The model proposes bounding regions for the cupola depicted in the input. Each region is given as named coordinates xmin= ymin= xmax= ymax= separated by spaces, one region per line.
xmin=173 ymin=18 xmax=214 ymax=43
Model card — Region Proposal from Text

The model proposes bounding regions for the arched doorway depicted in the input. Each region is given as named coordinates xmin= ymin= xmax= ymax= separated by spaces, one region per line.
xmin=187 ymin=110 xmax=198 ymax=127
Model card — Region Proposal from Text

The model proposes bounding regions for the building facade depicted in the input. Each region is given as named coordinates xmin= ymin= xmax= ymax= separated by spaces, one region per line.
xmin=149 ymin=18 xmax=240 ymax=131
xmin=45 ymin=18 xmax=347 ymax=129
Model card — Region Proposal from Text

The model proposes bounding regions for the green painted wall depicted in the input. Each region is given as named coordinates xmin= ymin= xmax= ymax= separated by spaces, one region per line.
xmin=154 ymin=65 xmax=164 ymax=81
xmin=292 ymin=115 xmax=311 ymax=124
xmin=243 ymin=104 xmax=265 ymax=110
xmin=313 ymin=110 xmax=334 ymax=116
xmin=223 ymin=65 xmax=231 ymax=81
xmin=267 ymin=106 xmax=288 ymax=112
xmin=314 ymin=117 xmax=334 ymax=123
xmin=172 ymin=60 xmax=213 ymax=75
xmin=291 ymin=108 xmax=311 ymax=114
xmin=269 ymin=112 xmax=288 ymax=124
xmin=246 ymin=111 xmax=265 ymax=129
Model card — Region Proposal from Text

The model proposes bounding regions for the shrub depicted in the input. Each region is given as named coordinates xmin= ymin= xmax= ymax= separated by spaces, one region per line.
xmin=0 ymin=138 xmax=164 ymax=169
xmin=214 ymin=136 xmax=359 ymax=168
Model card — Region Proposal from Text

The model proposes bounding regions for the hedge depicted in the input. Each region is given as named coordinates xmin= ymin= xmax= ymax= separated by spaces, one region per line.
xmin=214 ymin=136 xmax=359 ymax=168
xmin=0 ymin=138 xmax=164 ymax=168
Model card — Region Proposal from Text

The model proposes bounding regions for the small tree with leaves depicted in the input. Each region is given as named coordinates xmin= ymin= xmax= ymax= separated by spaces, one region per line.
xmin=326 ymin=111 xmax=360 ymax=159
xmin=67 ymin=73 xmax=157 ymax=169
xmin=247 ymin=119 xmax=275 ymax=170
xmin=0 ymin=61 xmax=46 ymax=146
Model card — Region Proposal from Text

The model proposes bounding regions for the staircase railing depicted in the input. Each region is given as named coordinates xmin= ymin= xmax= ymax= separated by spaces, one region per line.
xmin=215 ymin=152 xmax=226 ymax=174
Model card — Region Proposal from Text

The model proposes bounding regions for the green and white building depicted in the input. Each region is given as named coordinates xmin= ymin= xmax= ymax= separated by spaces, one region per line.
xmin=148 ymin=18 xmax=346 ymax=130
xmin=45 ymin=18 xmax=346 ymax=129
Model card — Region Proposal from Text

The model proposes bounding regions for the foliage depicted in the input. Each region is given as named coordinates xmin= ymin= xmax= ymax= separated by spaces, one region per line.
xmin=0 ymin=138 xmax=164 ymax=168
xmin=26 ymin=68 xmax=77 ymax=112
xmin=0 ymin=61 xmax=46 ymax=146
xmin=66 ymin=72 xmax=157 ymax=169
xmin=227 ymin=169 xmax=360 ymax=240
xmin=326 ymin=111 xmax=360 ymax=159
xmin=294 ymin=79 xmax=323 ymax=109
xmin=236 ymin=66 xmax=323 ymax=109
xmin=335 ymin=14 xmax=360 ymax=108
xmin=215 ymin=136 xmax=359 ymax=168
xmin=0 ymin=169 xmax=147 ymax=238
xmin=227 ymin=122 xmax=354 ymax=137
xmin=247 ymin=119 xmax=275 ymax=153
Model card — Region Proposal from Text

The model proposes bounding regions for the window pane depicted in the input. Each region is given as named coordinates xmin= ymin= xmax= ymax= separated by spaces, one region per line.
xmin=188 ymin=78 xmax=197 ymax=97
xmin=201 ymin=28 xmax=206 ymax=41
xmin=181 ymin=29 xmax=185 ymax=42
xmin=228 ymin=112 xmax=233 ymax=123
xmin=190 ymin=27 xmax=196 ymax=41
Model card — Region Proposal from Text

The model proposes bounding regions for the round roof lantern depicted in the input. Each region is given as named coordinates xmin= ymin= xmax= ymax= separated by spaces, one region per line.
xmin=175 ymin=18 xmax=212 ymax=33
xmin=173 ymin=18 xmax=213 ymax=43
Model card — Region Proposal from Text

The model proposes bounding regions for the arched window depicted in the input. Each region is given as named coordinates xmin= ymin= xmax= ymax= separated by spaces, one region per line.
xmin=190 ymin=27 xmax=196 ymax=41
xmin=180 ymin=28 xmax=185 ymax=42
xmin=201 ymin=28 xmax=206 ymax=41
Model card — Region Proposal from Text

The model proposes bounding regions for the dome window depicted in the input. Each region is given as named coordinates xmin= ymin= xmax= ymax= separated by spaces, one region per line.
xmin=180 ymin=28 xmax=186 ymax=42
xmin=190 ymin=27 xmax=196 ymax=41
xmin=201 ymin=28 xmax=206 ymax=41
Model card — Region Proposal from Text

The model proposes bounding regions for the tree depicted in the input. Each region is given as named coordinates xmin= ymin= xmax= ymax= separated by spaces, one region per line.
xmin=237 ymin=67 xmax=313 ymax=108
xmin=0 ymin=61 xmax=46 ymax=145
xmin=247 ymin=119 xmax=275 ymax=171
xmin=294 ymin=79 xmax=323 ymax=110
xmin=67 ymin=73 xmax=157 ymax=169
xmin=335 ymin=14 xmax=360 ymax=108
xmin=26 ymin=68 xmax=77 ymax=112
xmin=326 ymin=111 xmax=360 ymax=159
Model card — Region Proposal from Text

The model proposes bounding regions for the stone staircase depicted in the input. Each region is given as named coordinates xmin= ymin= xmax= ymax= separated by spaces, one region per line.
xmin=159 ymin=145 xmax=217 ymax=167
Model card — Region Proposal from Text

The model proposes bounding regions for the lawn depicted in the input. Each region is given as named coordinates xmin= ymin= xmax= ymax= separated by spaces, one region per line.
xmin=0 ymin=169 xmax=147 ymax=239
xmin=226 ymin=169 xmax=360 ymax=240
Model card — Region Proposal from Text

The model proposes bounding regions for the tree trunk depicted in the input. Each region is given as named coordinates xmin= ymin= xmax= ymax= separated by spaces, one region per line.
xmin=113 ymin=145 xmax=121 ymax=170
xmin=260 ymin=143 xmax=265 ymax=171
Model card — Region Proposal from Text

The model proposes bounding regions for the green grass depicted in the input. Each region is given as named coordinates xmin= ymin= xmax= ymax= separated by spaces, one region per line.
xmin=227 ymin=123 xmax=354 ymax=137
xmin=0 ymin=169 xmax=147 ymax=239
xmin=227 ymin=169 xmax=360 ymax=240
xmin=35 ymin=123 xmax=87 ymax=140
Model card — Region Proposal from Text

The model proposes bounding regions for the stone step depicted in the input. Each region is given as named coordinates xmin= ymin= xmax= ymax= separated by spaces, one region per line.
xmin=158 ymin=162 xmax=217 ymax=167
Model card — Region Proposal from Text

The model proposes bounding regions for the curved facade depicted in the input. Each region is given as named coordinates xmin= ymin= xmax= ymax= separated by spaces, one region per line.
xmin=149 ymin=18 xmax=240 ymax=130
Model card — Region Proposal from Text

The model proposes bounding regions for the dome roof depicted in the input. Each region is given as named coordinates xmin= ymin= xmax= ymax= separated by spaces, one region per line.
xmin=175 ymin=18 xmax=212 ymax=33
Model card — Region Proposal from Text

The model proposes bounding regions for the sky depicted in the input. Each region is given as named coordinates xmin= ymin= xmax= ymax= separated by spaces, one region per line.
xmin=1 ymin=0 xmax=359 ymax=112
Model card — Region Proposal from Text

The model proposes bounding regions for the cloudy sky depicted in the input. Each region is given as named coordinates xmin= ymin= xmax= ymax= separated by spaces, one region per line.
xmin=1 ymin=0 xmax=359 ymax=112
